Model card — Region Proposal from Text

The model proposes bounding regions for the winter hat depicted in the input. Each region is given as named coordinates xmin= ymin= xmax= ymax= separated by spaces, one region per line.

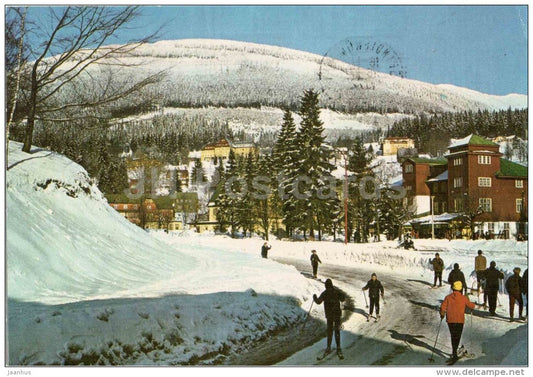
xmin=311 ymin=250 xmax=316 ymax=253
xmin=325 ymin=279 xmax=333 ymax=289
xmin=452 ymin=281 xmax=463 ymax=291
xmin=435 ymin=253 xmax=440 ymax=257
xmin=371 ymin=273 xmax=377 ymax=278
xmin=478 ymin=250 xmax=483 ymax=255
xmin=454 ymin=263 xmax=459 ymax=269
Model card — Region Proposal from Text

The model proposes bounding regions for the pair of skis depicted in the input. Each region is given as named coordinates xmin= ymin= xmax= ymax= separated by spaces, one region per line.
xmin=445 ymin=345 xmax=475 ymax=365
xmin=316 ymin=348 xmax=344 ymax=361
xmin=366 ymin=314 xmax=380 ymax=322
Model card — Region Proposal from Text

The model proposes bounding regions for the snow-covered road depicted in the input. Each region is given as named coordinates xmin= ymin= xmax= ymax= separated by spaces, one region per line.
xmin=273 ymin=257 xmax=527 ymax=366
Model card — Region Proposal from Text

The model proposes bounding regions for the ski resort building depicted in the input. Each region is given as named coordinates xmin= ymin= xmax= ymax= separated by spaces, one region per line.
xmin=382 ymin=137 xmax=415 ymax=156
xmin=403 ymin=134 xmax=528 ymax=240
xmin=401 ymin=157 xmax=448 ymax=215
xmin=200 ymin=139 xmax=258 ymax=162
xmin=106 ymin=193 xmax=199 ymax=231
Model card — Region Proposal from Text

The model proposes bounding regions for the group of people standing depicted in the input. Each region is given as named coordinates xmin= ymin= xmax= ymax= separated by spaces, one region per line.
xmin=437 ymin=249 xmax=528 ymax=363
xmin=473 ymin=249 xmax=528 ymax=320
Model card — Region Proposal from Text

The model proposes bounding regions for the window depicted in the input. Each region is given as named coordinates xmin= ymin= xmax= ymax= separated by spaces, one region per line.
xmin=405 ymin=185 xmax=413 ymax=192
xmin=478 ymin=155 xmax=491 ymax=165
xmin=516 ymin=180 xmax=524 ymax=188
xmin=454 ymin=198 xmax=464 ymax=212
xmin=478 ymin=177 xmax=492 ymax=187
xmin=479 ymin=198 xmax=492 ymax=212
xmin=516 ymin=198 xmax=523 ymax=213
xmin=453 ymin=158 xmax=463 ymax=166
xmin=453 ymin=177 xmax=463 ymax=188
xmin=123 ymin=204 xmax=128 ymax=210
xmin=488 ymin=222 xmax=495 ymax=233
xmin=405 ymin=164 xmax=413 ymax=173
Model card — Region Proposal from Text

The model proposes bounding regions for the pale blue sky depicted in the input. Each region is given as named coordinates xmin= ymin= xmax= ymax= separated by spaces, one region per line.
xmin=29 ymin=5 xmax=528 ymax=95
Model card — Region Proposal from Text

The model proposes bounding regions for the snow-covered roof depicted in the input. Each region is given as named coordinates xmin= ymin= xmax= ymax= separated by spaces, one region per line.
xmin=188 ymin=151 xmax=201 ymax=159
xmin=426 ymin=170 xmax=448 ymax=182
xmin=448 ymin=134 xmax=499 ymax=149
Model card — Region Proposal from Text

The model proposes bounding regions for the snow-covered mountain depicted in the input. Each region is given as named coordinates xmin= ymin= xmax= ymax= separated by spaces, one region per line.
xmin=111 ymin=39 xmax=526 ymax=112
xmin=75 ymin=39 xmax=527 ymax=134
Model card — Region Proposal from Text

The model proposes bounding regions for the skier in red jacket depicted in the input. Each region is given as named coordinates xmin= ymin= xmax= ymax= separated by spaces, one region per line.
xmin=440 ymin=281 xmax=476 ymax=363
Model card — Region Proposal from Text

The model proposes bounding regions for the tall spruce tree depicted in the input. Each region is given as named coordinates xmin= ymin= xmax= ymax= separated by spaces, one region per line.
xmin=347 ymin=137 xmax=373 ymax=242
xmin=238 ymin=152 xmax=258 ymax=237
xmin=295 ymin=89 xmax=338 ymax=240
xmin=216 ymin=149 xmax=241 ymax=238
xmin=255 ymin=153 xmax=274 ymax=240
xmin=274 ymin=110 xmax=299 ymax=238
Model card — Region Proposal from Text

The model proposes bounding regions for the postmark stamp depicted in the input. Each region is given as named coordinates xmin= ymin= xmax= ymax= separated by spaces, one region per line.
xmin=318 ymin=36 xmax=407 ymax=104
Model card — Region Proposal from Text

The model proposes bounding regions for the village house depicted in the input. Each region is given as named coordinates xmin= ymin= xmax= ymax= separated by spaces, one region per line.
xmin=403 ymin=134 xmax=528 ymax=239
xmin=200 ymin=139 xmax=258 ymax=162
xmin=401 ymin=157 xmax=448 ymax=215
xmin=382 ymin=136 xmax=415 ymax=156
xmin=106 ymin=193 xmax=199 ymax=231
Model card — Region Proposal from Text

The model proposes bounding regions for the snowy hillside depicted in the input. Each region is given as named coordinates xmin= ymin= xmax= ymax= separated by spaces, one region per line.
xmin=6 ymin=142 xmax=317 ymax=365
xmin=68 ymin=39 xmax=527 ymax=134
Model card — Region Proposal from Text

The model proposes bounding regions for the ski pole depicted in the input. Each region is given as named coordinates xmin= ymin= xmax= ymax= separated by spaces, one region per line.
xmin=362 ymin=290 xmax=368 ymax=308
xmin=301 ymin=299 xmax=314 ymax=329
xmin=428 ymin=317 xmax=443 ymax=362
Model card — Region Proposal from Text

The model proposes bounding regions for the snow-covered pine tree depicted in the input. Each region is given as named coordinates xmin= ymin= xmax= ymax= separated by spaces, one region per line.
xmin=238 ymin=152 xmax=258 ymax=237
xmin=295 ymin=89 xmax=338 ymax=241
xmin=347 ymin=137 xmax=374 ymax=242
xmin=216 ymin=149 xmax=241 ymax=238
xmin=255 ymin=153 xmax=274 ymax=240
xmin=192 ymin=159 xmax=206 ymax=187
xmin=273 ymin=110 xmax=299 ymax=238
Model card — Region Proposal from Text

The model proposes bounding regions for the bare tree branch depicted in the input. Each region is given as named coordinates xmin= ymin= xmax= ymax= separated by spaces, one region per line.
xmin=18 ymin=6 xmax=163 ymax=153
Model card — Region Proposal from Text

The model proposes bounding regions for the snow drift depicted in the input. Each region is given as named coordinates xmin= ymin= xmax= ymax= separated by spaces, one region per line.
xmin=6 ymin=142 xmax=317 ymax=365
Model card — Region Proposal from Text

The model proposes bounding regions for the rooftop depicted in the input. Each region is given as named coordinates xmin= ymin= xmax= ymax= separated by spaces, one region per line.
xmin=406 ymin=157 xmax=448 ymax=166
xmin=496 ymin=159 xmax=528 ymax=178
xmin=448 ymin=134 xmax=499 ymax=149
xmin=426 ymin=170 xmax=448 ymax=182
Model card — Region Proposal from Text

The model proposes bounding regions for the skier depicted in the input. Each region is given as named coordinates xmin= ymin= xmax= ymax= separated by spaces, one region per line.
xmin=447 ymin=263 xmax=467 ymax=295
xmin=430 ymin=253 xmax=445 ymax=287
xmin=261 ymin=242 xmax=271 ymax=259
xmin=474 ymin=250 xmax=487 ymax=287
xmin=505 ymin=267 xmax=525 ymax=321
xmin=362 ymin=273 xmax=384 ymax=321
xmin=475 ymin=250 xmax=488 ymax=305
xmin=440 ymin=281 xmax=476 ymax=363
xmin=313 ymin=278 xmax=346 ymax=359
xmin=484 ymin=261 xmax=504 ymax=316
xmin=310 ymin=249 xmax=322 ymax=278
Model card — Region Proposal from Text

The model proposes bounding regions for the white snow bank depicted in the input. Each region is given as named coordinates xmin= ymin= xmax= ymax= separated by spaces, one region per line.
xmin=6 ymin=142 xmax=317 ymax=365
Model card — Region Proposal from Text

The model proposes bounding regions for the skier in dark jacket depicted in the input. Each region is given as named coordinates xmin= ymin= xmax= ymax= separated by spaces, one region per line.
xmin=448 ymin=263 xmax=468 ymax=295
xmin=310 ymin=249 xmax=322 ymax=278
xmin=362 ymin=273 xmax=385 ymax=320
xmin=261 ymin=242 xmax=271 ymax=259
xmin=484 ymin=261 xmax=504 ymax=316
xmin=313 ymin=278 xmax=346 ymax=358
xmin=505 ymin=267 xmax=524 ymax=321
xmin=431 ymin=253 xmax=445 ymax=287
